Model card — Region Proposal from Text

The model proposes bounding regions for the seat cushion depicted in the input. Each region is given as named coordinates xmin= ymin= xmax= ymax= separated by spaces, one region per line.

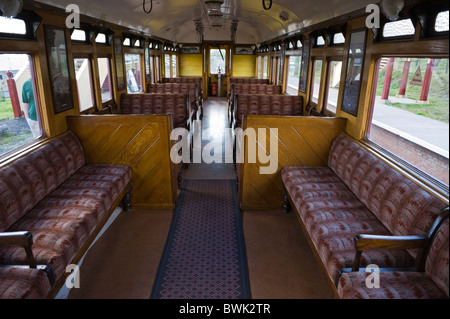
xmin=338 ymin=271 xmax=448 ymax=299
xmin=0 ymin=267 xmax=51 ymax=299
xmin=0 ymin=164 xmax=131 ymax=281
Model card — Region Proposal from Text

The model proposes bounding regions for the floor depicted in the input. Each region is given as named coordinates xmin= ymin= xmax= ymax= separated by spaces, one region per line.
xmin=67 ymin=97 xmax=334 ymax=299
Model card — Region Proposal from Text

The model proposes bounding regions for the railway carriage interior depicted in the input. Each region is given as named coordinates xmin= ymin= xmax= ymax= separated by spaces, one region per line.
xmin=0 ymin=0 xmax=449 ymax=303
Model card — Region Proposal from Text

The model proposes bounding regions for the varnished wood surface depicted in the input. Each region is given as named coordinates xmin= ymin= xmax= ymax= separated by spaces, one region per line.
xmin=238 ymin=115 xmax=347 ymax=210
xmin=67 ymin=115 xmax=178 ymax=210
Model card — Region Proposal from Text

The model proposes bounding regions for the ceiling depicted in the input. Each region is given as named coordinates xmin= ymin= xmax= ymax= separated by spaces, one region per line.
xmin=32 ymin=0 xmax=378 ymax=44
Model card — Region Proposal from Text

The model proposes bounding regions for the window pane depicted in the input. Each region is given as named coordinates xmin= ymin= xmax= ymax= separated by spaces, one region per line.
xmin=333 ymin=33 xmax=345 ymax=44
xmin=74 ymin=58 xmax=94 ymax=111
xmin=0 ymin=17 xmax=26 ymax=35
xmin=97 ymin=57 xmax=113 ymax=102
xmin=123 ymin=38 xmax=130 ymax=46
xmin=263 ymin=56 xmax=268 ymax=79
xmin=165 ymin=54 xmax=171 ymax=78
xmin=95 ymin=33 xmax=106 ymax=43
xmin=156 ymin=56 xmax=161 ymax=82
xmin=310 ymin=60 xmax=323 ymax=103
xmin=149 ymin=56 xmax=155 ymax=83
xmin=316 ymin=36 xmax=325 ymax=46
xmin=71 ymin=29 xmax=86 ymax=41
xmin=369 ymin=57 xmax=449 ymax=186
xmin=0 ymin=54 xmax=42 ymax=157
xmin=383 ymin=19 xmax=415 ymax=37
xmin=172 ymin=55 xmax=177 ymax=78
xmin=286 ymin=56 xmax=301 ymax=95
xmin=257 ymin=56 xmax=262 ymax=79
xmin=325 ymin=61 xmax=342 ymax=113
xmin=210 ymin=49 xmax=225 ymax=74
xmin=435 ymin=10 xmax=449 ymax=32
xmin=125 ymin=54 xmax=143 ymax=93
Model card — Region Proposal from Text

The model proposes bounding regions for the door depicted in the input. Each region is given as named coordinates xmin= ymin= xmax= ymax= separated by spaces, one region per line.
xmin=206 ymin=44 xmax=229 ymax=98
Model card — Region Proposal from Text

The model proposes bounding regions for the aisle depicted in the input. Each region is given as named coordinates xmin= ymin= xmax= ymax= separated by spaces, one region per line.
xmin=182 ymin=97 xmax=236 ymax=180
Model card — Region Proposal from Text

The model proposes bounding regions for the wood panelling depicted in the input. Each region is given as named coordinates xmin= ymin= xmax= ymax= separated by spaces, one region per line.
xmin=67 ymin=115 xmax=178 ymax=210
xmin=238 ymin=115 xmax=347 ymax=210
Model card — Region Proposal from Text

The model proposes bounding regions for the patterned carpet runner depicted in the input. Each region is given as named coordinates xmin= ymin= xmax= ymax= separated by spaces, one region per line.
xmin=150 ymin=179 xmax=251 ymax=299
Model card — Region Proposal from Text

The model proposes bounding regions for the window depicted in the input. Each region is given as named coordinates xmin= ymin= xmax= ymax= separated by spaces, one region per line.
xmin=71 ymin=29 xmax=86 ymax=42
xmin=164 ymin=54 xmax=171 ymax=78
xmin=262 ymin=56 xmax=268 ymax=79
xmin=123 ymin=38 xmax=131 ymax=46
xmin=0 ymin=17 xmax=26 ymax=35
xmin=125 ymin=54 xmax=143 ymax=93
xmin=74 ymin=58 xmax=95 ymax=111
xmin=155 ymin=56 xmax=161 ymax=82
xmin=316 ymin=36 xmax=325 ymax=46
xmin=310 ymin=60 xmax=323 ymax=104
xmin=324 ymin=61 xmax=342 ymax=114
xmin=95 ymin=33 xmax=106 ymax=44
xmin=149 ymin=56 xmax=155 ymax=83
xmin=210 ymin=49 xmax=226 ymax=74
xmin=333 ymin=33 xmax=345 ymax=44
xmin=368 ymin=57 xmax=449 ymax=187
xmin=0 ymin=54 xmax=42 ymax=157
xmin=383 ymin=19 xmax=415 ymax=38
xmin=172 ymin=55 xmax=177 ymax=77
xmin=97 ymin=57 xmax=113 ymax=103
xmin=257 ymin=56 xmax=262 ymax=79
xmin=286 ymin=56 xmax=301 ymax=95
xmin=435 ymin=10 xmax=449 ymax=32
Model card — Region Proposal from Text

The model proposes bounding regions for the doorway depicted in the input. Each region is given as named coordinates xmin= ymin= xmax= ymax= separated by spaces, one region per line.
xmin=206 ymin=44 xmax=230 ymax=98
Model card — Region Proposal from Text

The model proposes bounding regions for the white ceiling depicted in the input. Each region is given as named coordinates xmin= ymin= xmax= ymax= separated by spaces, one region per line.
xmin=34 ymin=0 xmax=376 ymax=44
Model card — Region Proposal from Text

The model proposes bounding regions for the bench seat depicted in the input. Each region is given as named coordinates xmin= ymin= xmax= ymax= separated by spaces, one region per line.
xmin=282 ymin=134 xmax=448 ymax=298
xmin=0 ymin=132 xmax=132 ymax=298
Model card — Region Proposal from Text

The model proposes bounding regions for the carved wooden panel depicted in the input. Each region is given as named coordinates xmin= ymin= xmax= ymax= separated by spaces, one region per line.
xmin=239 ymin=116 xmax=348 ymax=210
xmin=67 ymin=115 xmax=177 ymax=210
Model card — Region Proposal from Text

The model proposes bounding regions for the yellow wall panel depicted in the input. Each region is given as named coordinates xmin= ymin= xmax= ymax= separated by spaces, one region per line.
xmin=180 ymin=54 xmax=203 ymax=77
xmin=232 ymin=55 xmax=256 ymax=77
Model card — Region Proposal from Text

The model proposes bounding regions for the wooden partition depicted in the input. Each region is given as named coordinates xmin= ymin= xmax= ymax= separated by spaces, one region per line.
xmin=238 ymin=115 xmax=348 ymax=210
xmin=67 ymin=115 xmax=179 ymax=210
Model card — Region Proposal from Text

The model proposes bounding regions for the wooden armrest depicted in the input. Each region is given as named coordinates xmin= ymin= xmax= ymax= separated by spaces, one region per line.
xmin=0 ymin=231 xmax=37 ymax=268
xmin=352 ymin=234 xmax=427 ymax=271
xmin=354 ymin=234 xmax=427 ymax=251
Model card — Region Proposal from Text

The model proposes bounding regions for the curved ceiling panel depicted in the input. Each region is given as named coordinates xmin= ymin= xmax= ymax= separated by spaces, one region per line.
xmin=33 ymin=0 xmax=375 ymax=44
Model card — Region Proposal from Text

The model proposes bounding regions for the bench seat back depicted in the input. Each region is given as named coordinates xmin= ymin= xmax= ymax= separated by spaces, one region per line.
xmin=328 ymin=135 xmax=447 ymax=247
xmin=234 ymin=94 xmax=303 ymax=128
xmin=121 ymin=93 xmax=190 ymax=129
xmin=0 ymin=132 xmax=85 ymax=232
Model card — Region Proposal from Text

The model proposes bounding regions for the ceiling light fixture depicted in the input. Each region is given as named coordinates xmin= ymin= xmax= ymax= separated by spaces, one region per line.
xmin=204 ymin=0 xmax=224 ymax=11
xmin=380 ymin=0 xmax=404 ymax=21
xmin=0 ymin=0 xmax=23 ymax=18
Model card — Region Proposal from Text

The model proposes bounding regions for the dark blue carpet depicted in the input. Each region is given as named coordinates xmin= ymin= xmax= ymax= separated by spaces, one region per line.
xmin=150 ymin=179 xmax=251 ymax=299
